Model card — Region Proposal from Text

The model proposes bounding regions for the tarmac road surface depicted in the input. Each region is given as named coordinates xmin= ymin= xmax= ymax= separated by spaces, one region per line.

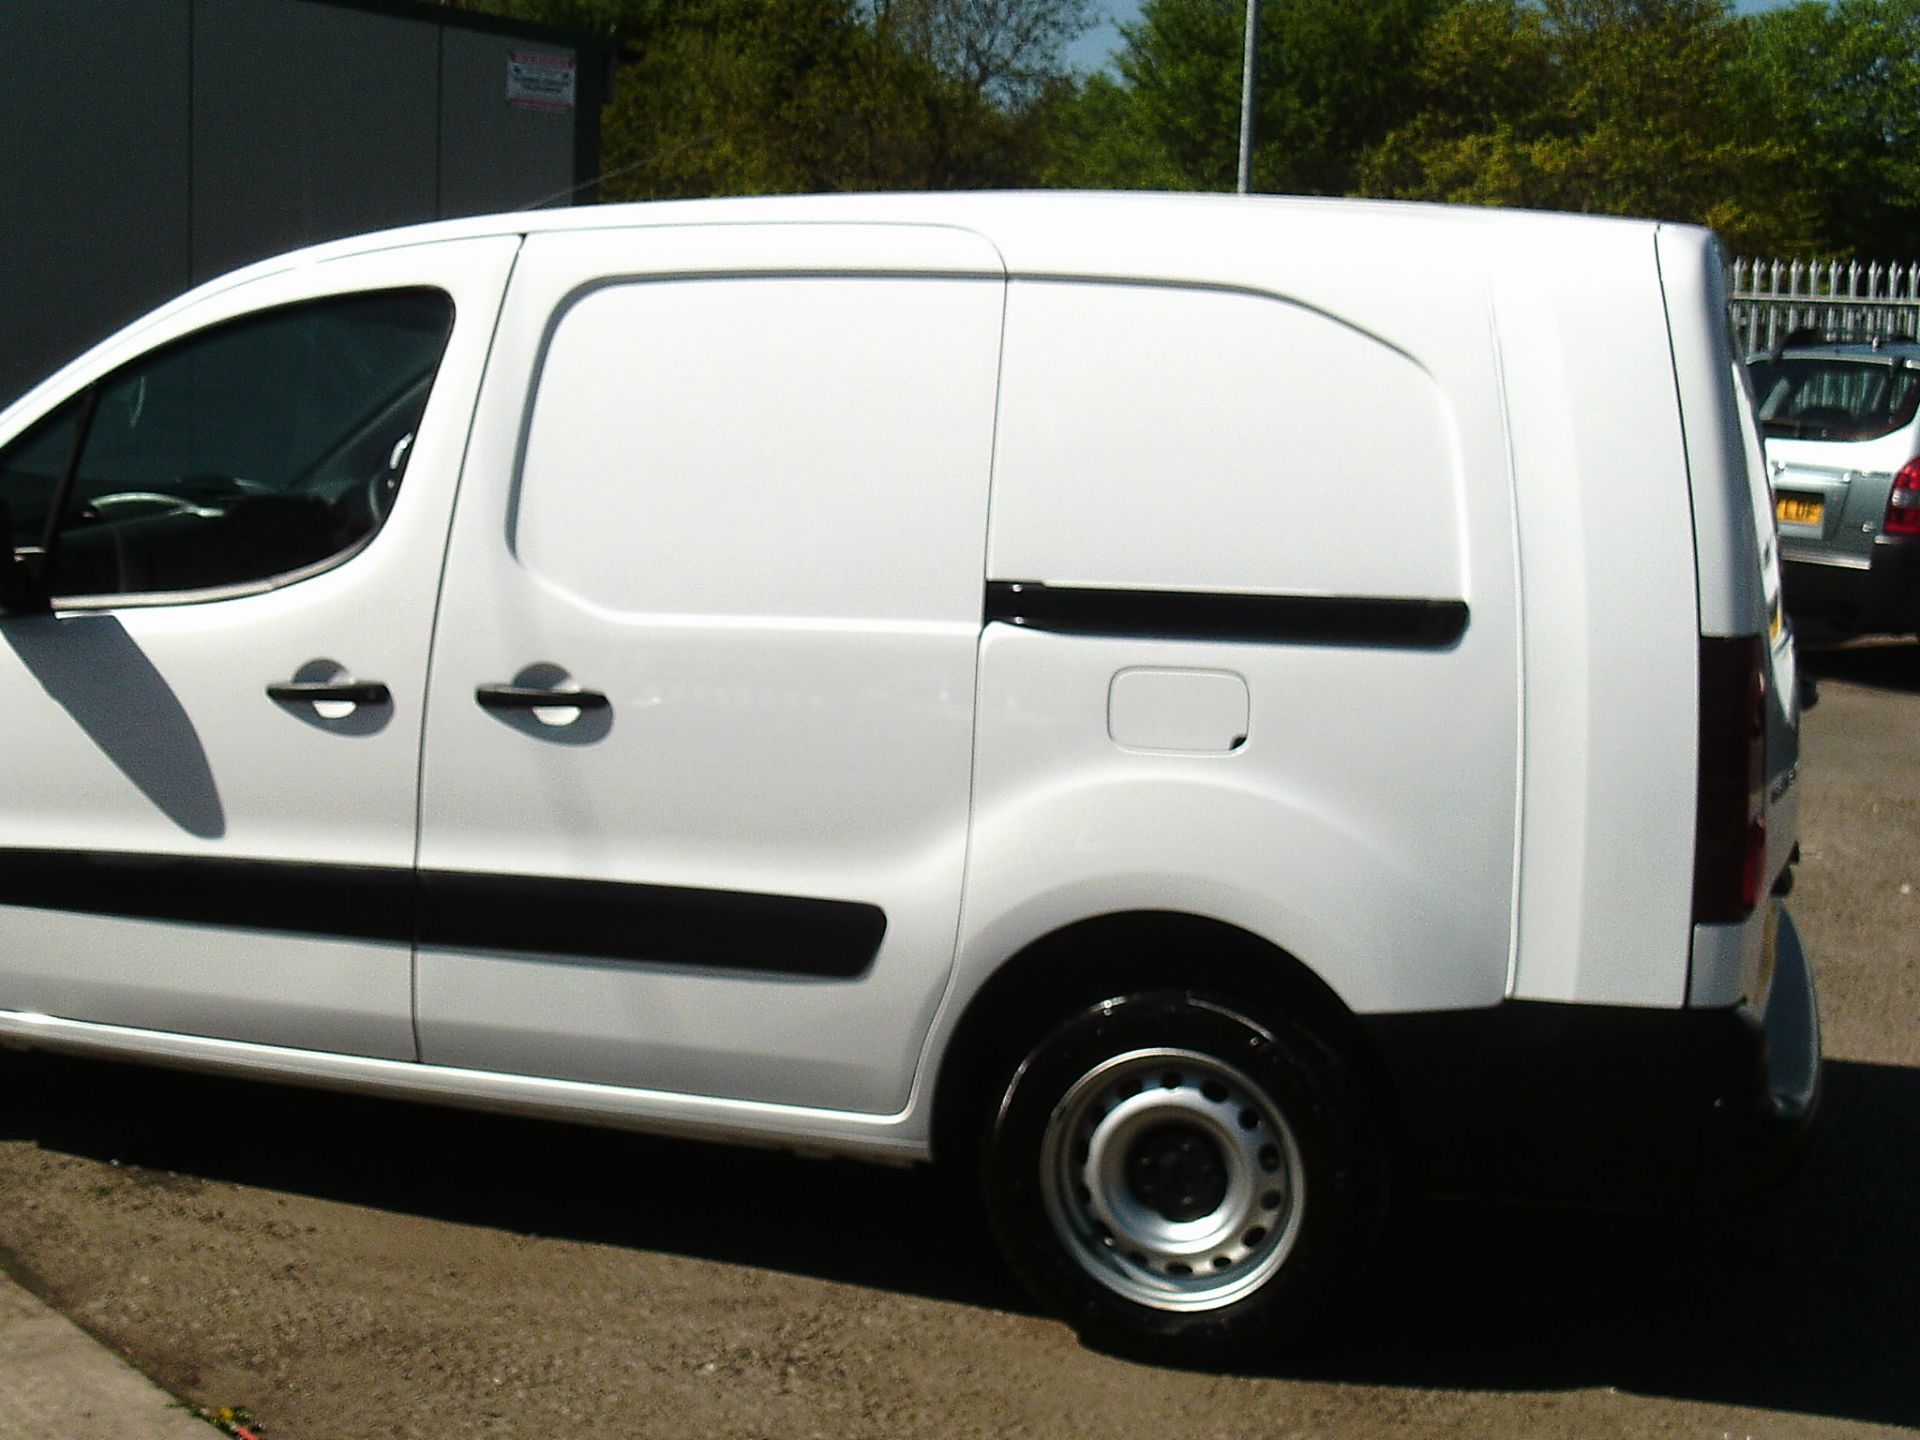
xmin=0 ymin=637 xmax=1915 ymax=1440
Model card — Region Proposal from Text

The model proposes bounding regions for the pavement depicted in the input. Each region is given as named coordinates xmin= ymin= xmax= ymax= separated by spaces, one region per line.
xmin=0 ymin=1268 xmax=210 ymax=1439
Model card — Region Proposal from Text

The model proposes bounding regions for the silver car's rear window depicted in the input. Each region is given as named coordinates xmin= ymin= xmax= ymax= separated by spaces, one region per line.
xmin=1749 ymin=357 xmax=1920 ymax=442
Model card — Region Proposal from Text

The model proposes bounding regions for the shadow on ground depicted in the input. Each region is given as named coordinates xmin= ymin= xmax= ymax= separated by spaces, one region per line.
xmin=1799 ymin=634 xmax=1920 ymax=694
xmin=2 ymin=1052 xmax=1913 ymax=1429
xmin=0 ymin=1049 xmax=1023 ymax=1314
xmin=1282 ymin=1058 xmax=1919 ymax=1429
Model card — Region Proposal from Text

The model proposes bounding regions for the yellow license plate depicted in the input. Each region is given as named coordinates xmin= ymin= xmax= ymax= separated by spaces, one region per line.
xmin=1776 ymin=493 xmax=1823 ymax=526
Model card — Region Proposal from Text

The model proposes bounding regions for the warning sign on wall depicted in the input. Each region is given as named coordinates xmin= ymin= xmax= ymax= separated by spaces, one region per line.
xmin=507 ymin=52 xmax=576 ymax=111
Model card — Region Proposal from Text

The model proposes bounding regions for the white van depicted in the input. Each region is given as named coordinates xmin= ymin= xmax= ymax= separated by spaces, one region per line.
xmin=0 ymin=193 xmax=1817 ymax=1360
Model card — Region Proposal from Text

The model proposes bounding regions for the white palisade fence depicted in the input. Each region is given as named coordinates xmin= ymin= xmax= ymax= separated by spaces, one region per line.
xmin=1728 ymin=257 xmax=1920 ymax=353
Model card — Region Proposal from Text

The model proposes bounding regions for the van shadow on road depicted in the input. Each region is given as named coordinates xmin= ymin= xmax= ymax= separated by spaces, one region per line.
xmin=1799 ymin=635 xmax=1920 ymax=694
xmin=1280 ymin=1058 xmax=1919 ymax=1430
xmin=2 ymin=1053 xmax=1913 ymax=1430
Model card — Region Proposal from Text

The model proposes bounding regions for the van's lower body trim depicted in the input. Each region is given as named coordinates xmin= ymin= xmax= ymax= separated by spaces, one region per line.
xmin=1363 ymin=907 xmax=1820 ymax=1206
xmin=0 ymin=1009 xmax=927 ymax=1162
xmin=984 ymin=581 xmax=1469 ymax=648
xmin=0 ymin=849 xmax=885 ymax=979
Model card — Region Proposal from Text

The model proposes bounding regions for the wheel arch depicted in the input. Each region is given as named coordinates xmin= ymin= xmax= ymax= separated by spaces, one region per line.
xmin=929 ymin=910 xmax=1396 ymax=1174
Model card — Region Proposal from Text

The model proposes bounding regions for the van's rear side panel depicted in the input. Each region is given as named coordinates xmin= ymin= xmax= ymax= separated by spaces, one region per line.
xmin=1370 ymin=219 xmax=1818 ymax=1203
xmin=955 ymin=211 xmax=1523 ymax=1023
xmin=1656 ymin=225 xmax=1803 ymax=1014
xmin=1492 ymin=226 xmax=1702 ymax=1008
xmin=939 ymin=201 xmax=1809 ymax=1209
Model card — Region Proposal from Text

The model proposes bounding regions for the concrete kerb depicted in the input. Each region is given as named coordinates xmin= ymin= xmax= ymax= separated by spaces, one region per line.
xmin=0 ymin=1267 xmax=210 ymax=1439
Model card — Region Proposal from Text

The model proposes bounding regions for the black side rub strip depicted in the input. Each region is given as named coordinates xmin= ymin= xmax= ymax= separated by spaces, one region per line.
xmin=0 ymin=850 xmax=414 ymax=944
xmin=0 ymin=851 xmax=885 ymax=980
xmin=985 ymin=580 xmax=1469 ymax=649
xmin=417 ymin=870 xmax=884 ymax=979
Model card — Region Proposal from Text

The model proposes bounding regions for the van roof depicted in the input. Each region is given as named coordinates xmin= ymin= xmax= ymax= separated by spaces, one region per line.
xmin=192 ymin=188 xmax=1685 ymax=290
xmin=88 ymin=191 xmax=1697 ymax=372
xmin=1 ymin=191 xmax=1709 ymax=442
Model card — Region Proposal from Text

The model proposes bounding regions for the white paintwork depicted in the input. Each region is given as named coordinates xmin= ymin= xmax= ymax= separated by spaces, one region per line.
xmin=961 ymin=241 xmax=1520 ymax=1020
xmin=412 ymin=225 xmax=1004 ymax=1114
xmin=0 ymin=237 xmax=519 ymax=1056
xmin=1657 ymin=227 xmax=1769 ymax=640
xmin=0 ymin=193 xmax=1794 ymax=1165
xmin=954 ymin=625 xmax=1517 ymax=1018
xmin=513 ymin=267 xmax=996 ymax=623
xmin=1107 ymin=669 xmax=1249 ymax=754
xmin=1489 ymin=227 xmax=1703 ymax=1007
xmin=988 ymin=280 xmax=1463 ymax=598
xmin=1666 ymin=236 xmax=1801 ymax=1014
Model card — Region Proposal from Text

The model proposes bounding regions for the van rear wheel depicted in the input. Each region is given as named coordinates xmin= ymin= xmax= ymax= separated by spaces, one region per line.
xmin=981 ymin=991 xmax=1387 ymax=1362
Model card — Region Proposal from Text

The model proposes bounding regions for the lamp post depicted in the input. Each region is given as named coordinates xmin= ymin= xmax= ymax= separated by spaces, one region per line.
xmin=1237 ymin=0 xmax=1259 ymax=193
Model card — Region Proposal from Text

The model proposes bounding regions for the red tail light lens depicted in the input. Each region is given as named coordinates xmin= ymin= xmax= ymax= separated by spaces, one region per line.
xmin=1887 ymin=457 xmax=1920 ymax=537
xmin=1740 ymin=818 xmax=1768 ymax=913
xmin=1694 ymin=635 xmax=1767 ymax=924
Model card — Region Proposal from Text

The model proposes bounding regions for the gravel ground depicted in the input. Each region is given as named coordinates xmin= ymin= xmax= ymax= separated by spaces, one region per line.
xmin=0 ymin=637 xmax=1915 ymax=1440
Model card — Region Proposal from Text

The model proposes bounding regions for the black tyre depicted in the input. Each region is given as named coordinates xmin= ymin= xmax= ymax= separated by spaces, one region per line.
xmin=981 ymin=990 xmax=1388 ymax=1362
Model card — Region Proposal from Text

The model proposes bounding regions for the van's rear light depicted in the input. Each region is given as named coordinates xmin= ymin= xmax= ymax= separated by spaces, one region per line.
xmin=1694 ymin=635 xmax=1767 ymax=924
xmin=1886 ymin=457 xmax=1920 ymax=536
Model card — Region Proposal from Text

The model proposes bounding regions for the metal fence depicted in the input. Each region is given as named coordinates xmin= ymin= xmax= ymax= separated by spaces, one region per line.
xmin=1728 ymin=257 xmax=1920 ymax=353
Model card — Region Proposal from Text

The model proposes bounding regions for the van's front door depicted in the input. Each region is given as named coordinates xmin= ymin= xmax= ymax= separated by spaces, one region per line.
xmin=0 ymin=239 xmax=518 ymax=1057
xmin=414 ymin=225 xmax=1005 ymax=1114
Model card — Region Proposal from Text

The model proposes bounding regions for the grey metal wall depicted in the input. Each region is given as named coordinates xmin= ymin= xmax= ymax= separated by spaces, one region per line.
xmin=2 ymin=2 xmax=193 ymax=409
xmin=0 ymin=0 xmax=593 ymax=408
xmin=191 ymin=0 xmax=444 ymax=281
xmin=442 ymin=26 xmax=584 ymax=218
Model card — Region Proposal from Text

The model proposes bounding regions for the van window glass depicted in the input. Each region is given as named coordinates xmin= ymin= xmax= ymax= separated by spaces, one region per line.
xmin=34 ymin=289 xmax=453 ymax=601
xmin=0 ymin=399 xmax=83 ymax=552
xmin=1749 ymin=356 xmax=1920 ymax=442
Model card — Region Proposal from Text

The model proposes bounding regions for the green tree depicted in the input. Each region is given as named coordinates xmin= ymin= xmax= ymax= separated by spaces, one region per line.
xmin=1044 ymin=0 xmax=1444 ymax=194
xmin=1036 ymin=70 xmax=1192 ymax=187
xmin=1741 ymin=0 xmax=1920 ymax=256
xmin=447 ymin=0 xmax=1073 ymax=196
xmin=1355 ymin=0 xmax=1819 ymax=254
xmin=866 ymin=0 xmax=1095 ymax=105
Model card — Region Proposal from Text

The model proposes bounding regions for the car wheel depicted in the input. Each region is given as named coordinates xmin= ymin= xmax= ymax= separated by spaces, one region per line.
xmin=981 ymin=990 xmax=1388 ymax=1362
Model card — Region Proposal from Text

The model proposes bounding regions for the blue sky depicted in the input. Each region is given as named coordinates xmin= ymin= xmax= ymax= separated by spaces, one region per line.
xmin=1063 ymin=0 xmax=1136 ymax=72
xmin=1067 ymin=0 xmax=1799 ymax=75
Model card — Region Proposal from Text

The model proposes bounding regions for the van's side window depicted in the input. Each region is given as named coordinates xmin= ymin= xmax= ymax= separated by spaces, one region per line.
xmin=0 ymin=401 xmax=81 ymax=555
xmin=0 ymin=288 xmax=454 ymax=603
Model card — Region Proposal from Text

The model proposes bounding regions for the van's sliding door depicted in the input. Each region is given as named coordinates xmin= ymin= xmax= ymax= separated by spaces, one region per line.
xmin=412 ymin=225 xmax=1006 ymax=1115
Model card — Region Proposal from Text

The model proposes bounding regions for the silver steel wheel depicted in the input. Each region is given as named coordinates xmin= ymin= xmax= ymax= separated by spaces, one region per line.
xmin=1037 ymin=1046 xmax=1306 ymax=1313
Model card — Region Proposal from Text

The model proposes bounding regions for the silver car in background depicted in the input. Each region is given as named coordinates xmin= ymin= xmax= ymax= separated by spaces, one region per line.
xmin=1748 ymin=337 xmax=1920 ymax=636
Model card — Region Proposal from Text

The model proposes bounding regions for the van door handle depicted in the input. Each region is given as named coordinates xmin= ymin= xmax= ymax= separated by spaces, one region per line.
xmin=267 ymin=680 xmax=391 ymax=706
xmin=475 ymin=684 xmax=610 ymax=711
